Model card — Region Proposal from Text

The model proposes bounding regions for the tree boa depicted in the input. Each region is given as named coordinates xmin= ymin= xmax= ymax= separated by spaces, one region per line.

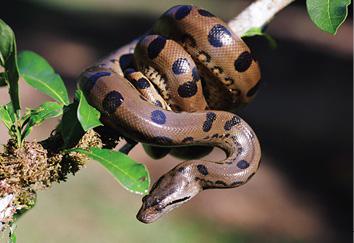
xmin=78 ymin=5 xmax=261 ymax=223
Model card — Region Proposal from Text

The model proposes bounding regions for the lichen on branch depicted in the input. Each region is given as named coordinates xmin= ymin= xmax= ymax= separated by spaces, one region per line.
xmin=0 ymin=129 xmax=104 ymax=230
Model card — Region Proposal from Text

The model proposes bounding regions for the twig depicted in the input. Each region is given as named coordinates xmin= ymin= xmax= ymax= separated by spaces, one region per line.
xmin=119 ymin=141 xmax=138 ymax=155
xmin=228 ymin=0 xmax=295 ymax=36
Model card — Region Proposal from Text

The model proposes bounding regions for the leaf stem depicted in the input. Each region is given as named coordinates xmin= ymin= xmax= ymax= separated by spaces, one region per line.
xmin=119 ymin=141 xmax=137 ymax=155
xmin=13 ymin=116 xmax=22 ymax=147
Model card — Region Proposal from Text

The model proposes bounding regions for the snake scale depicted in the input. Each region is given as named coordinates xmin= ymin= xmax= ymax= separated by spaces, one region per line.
xmin=78 ymin=5 xmax=261 ymax=223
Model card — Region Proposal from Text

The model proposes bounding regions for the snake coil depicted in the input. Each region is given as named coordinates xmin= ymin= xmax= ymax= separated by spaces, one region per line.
xmin=78 ymin=5 xmax=261 ymax=223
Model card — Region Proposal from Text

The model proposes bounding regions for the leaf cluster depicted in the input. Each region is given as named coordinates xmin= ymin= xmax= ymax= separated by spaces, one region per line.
xmin=0 ymin=20 xmax=150 ymax=203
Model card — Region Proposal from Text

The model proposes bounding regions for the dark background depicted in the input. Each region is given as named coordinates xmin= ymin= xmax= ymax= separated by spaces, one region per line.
xmin=1 ymin=0 xmax=353 ymax=242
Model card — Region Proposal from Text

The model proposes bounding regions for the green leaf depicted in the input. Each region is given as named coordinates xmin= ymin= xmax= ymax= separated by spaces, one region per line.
xmin=59 ymin=101 xmax=85 ymax=148
xmin=306 ymin=0 xmax=351 ymax=34
xmin=241 ymin=27 xmax=277 ymax=49
xmin=0 ymin=103 xmax=15 ymax=130
xmin=18 ymin=51 xmax=70 ymax=105
xmin=0 ymin=19 xmax=20 ymax=112
xmin=8 ymin=223 xmax=17 ymax=243
xmin=9 ymin=232 xmax=16 ymax=243
xmin=28 ymin=102 xmax=63 ymax=124
xmin=242 ymin=27 xmax=264 ymax=37
xmin=76 ymin=90 xmax=102 ymax=131
xmin=0 ymin=19 xmax=12 ymax=67
xmin=21 ymin=101 xmax=63 ymax=139
xmin=73 ymin=147 xmax=150 ymax=194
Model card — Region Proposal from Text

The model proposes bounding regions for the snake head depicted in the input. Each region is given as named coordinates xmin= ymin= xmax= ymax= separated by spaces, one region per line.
xmin=136 ymin=166 xmax=200 ymax=223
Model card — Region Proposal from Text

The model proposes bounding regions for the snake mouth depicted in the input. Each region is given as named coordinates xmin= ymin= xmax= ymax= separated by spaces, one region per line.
xmin=136 ymin=206 xmax=163 ymax=224
xmin=137 ymin=195 xmax=192 ymax=223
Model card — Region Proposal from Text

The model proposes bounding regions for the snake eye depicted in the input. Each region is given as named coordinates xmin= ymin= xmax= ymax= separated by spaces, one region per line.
xmin=156 ymin=203 xmax=164 ymax=212
xmin=156 ymin=198 xmax=161 ymax=204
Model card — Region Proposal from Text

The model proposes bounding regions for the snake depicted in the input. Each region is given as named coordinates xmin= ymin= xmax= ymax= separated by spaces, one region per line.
xmin=78 ymin=5 xmax=261 ymax=223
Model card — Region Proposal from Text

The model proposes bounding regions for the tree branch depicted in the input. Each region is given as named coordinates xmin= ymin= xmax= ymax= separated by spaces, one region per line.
xmin=228 ymin=0 xmax=295 ymax=36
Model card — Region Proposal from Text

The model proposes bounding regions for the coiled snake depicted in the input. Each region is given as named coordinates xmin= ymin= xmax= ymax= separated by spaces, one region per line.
xmin=78 ymin=5 xmax=261 ymax=223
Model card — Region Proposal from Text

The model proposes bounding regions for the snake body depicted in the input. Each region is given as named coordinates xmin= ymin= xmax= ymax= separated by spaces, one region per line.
xmin=78 ymin=5 xmax=261 ymax=223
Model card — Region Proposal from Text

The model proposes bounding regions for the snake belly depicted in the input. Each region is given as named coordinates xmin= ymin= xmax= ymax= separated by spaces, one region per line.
xmin=78 ymin=5 xmax=261 ymax=223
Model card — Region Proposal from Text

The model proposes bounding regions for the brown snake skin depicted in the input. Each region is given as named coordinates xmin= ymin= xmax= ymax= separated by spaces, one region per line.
xmin=78 ymin=5 xmax=261 ymax=223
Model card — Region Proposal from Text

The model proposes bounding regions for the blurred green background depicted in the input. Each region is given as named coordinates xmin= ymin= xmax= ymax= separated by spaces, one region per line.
xmin=1 ymin=0 xmax=353 ymax=242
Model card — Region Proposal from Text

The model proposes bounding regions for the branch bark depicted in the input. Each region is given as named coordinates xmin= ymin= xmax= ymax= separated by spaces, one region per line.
xmin=228 ymin=0 xmax=295 ymax=36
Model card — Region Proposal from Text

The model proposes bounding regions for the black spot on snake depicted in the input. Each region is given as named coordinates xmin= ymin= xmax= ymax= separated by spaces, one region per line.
xmin=124 ymin=68 xmax=136 ymax=76
xmin=211 ymin=133 xmax=219 ymax=138
xmin=172 ymin=58 xmax=190 ymax=75
xmin=224 ymin=115 xmax=241 ymax=131
xmin=151 ymin=110 xmax=166 ymax=125
xmin=152 ymin=136 xmax=173 ymax=144
xmin=237 ymin=160 xmax=250 ymax=169
xmin=135 ymin=77 xmax=150 ymax=89
xmin=182 ymin=137 xmax=194 ymax=143
xmin=119 ymin=54 xmax=134 ymax=70
xmin=148 ymin=36 xmax=167 ymax=59
xmin=234 ymin=51 xmax=253 ymax=72
xmin=154 ymin=100 xmax=163 ymax=108
xmin=208 ymin=24 xmax=233 ymax=48
xmin=177 ymin=81 xmax=198 ymax=98
xmin=247 ymin=80 xmax=261 ymax=97
xmin=197 ymin=164 xmax=209 ymax=176
xmin=102 ymin=90 xmax=124 ymax=114
xmin=202 ymin=112 xmax=216 ymax=132
xmin=198 ymin=9 xmax=215 ymax=17
xmin=178 ymin=167 xmax=185 ymax=173
xmin=181 ymin=34 xmax=197 ymax=48
xmin=83 ymin=71 xmax=111 ymax=93
xmin=195 ymin=177 xmax=214 ymax=189
xmin=175 ymin=5 xmax=192 ymax=20
xmin=191 ymin=67 xmax=199 ymax=81
xmin=236 ymin=145 xmax=243 ymax=156
xmin=215 ymin=180 xmax=228 ymax=186
xmin=230 ymin=181 xmax=243 ymax=187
